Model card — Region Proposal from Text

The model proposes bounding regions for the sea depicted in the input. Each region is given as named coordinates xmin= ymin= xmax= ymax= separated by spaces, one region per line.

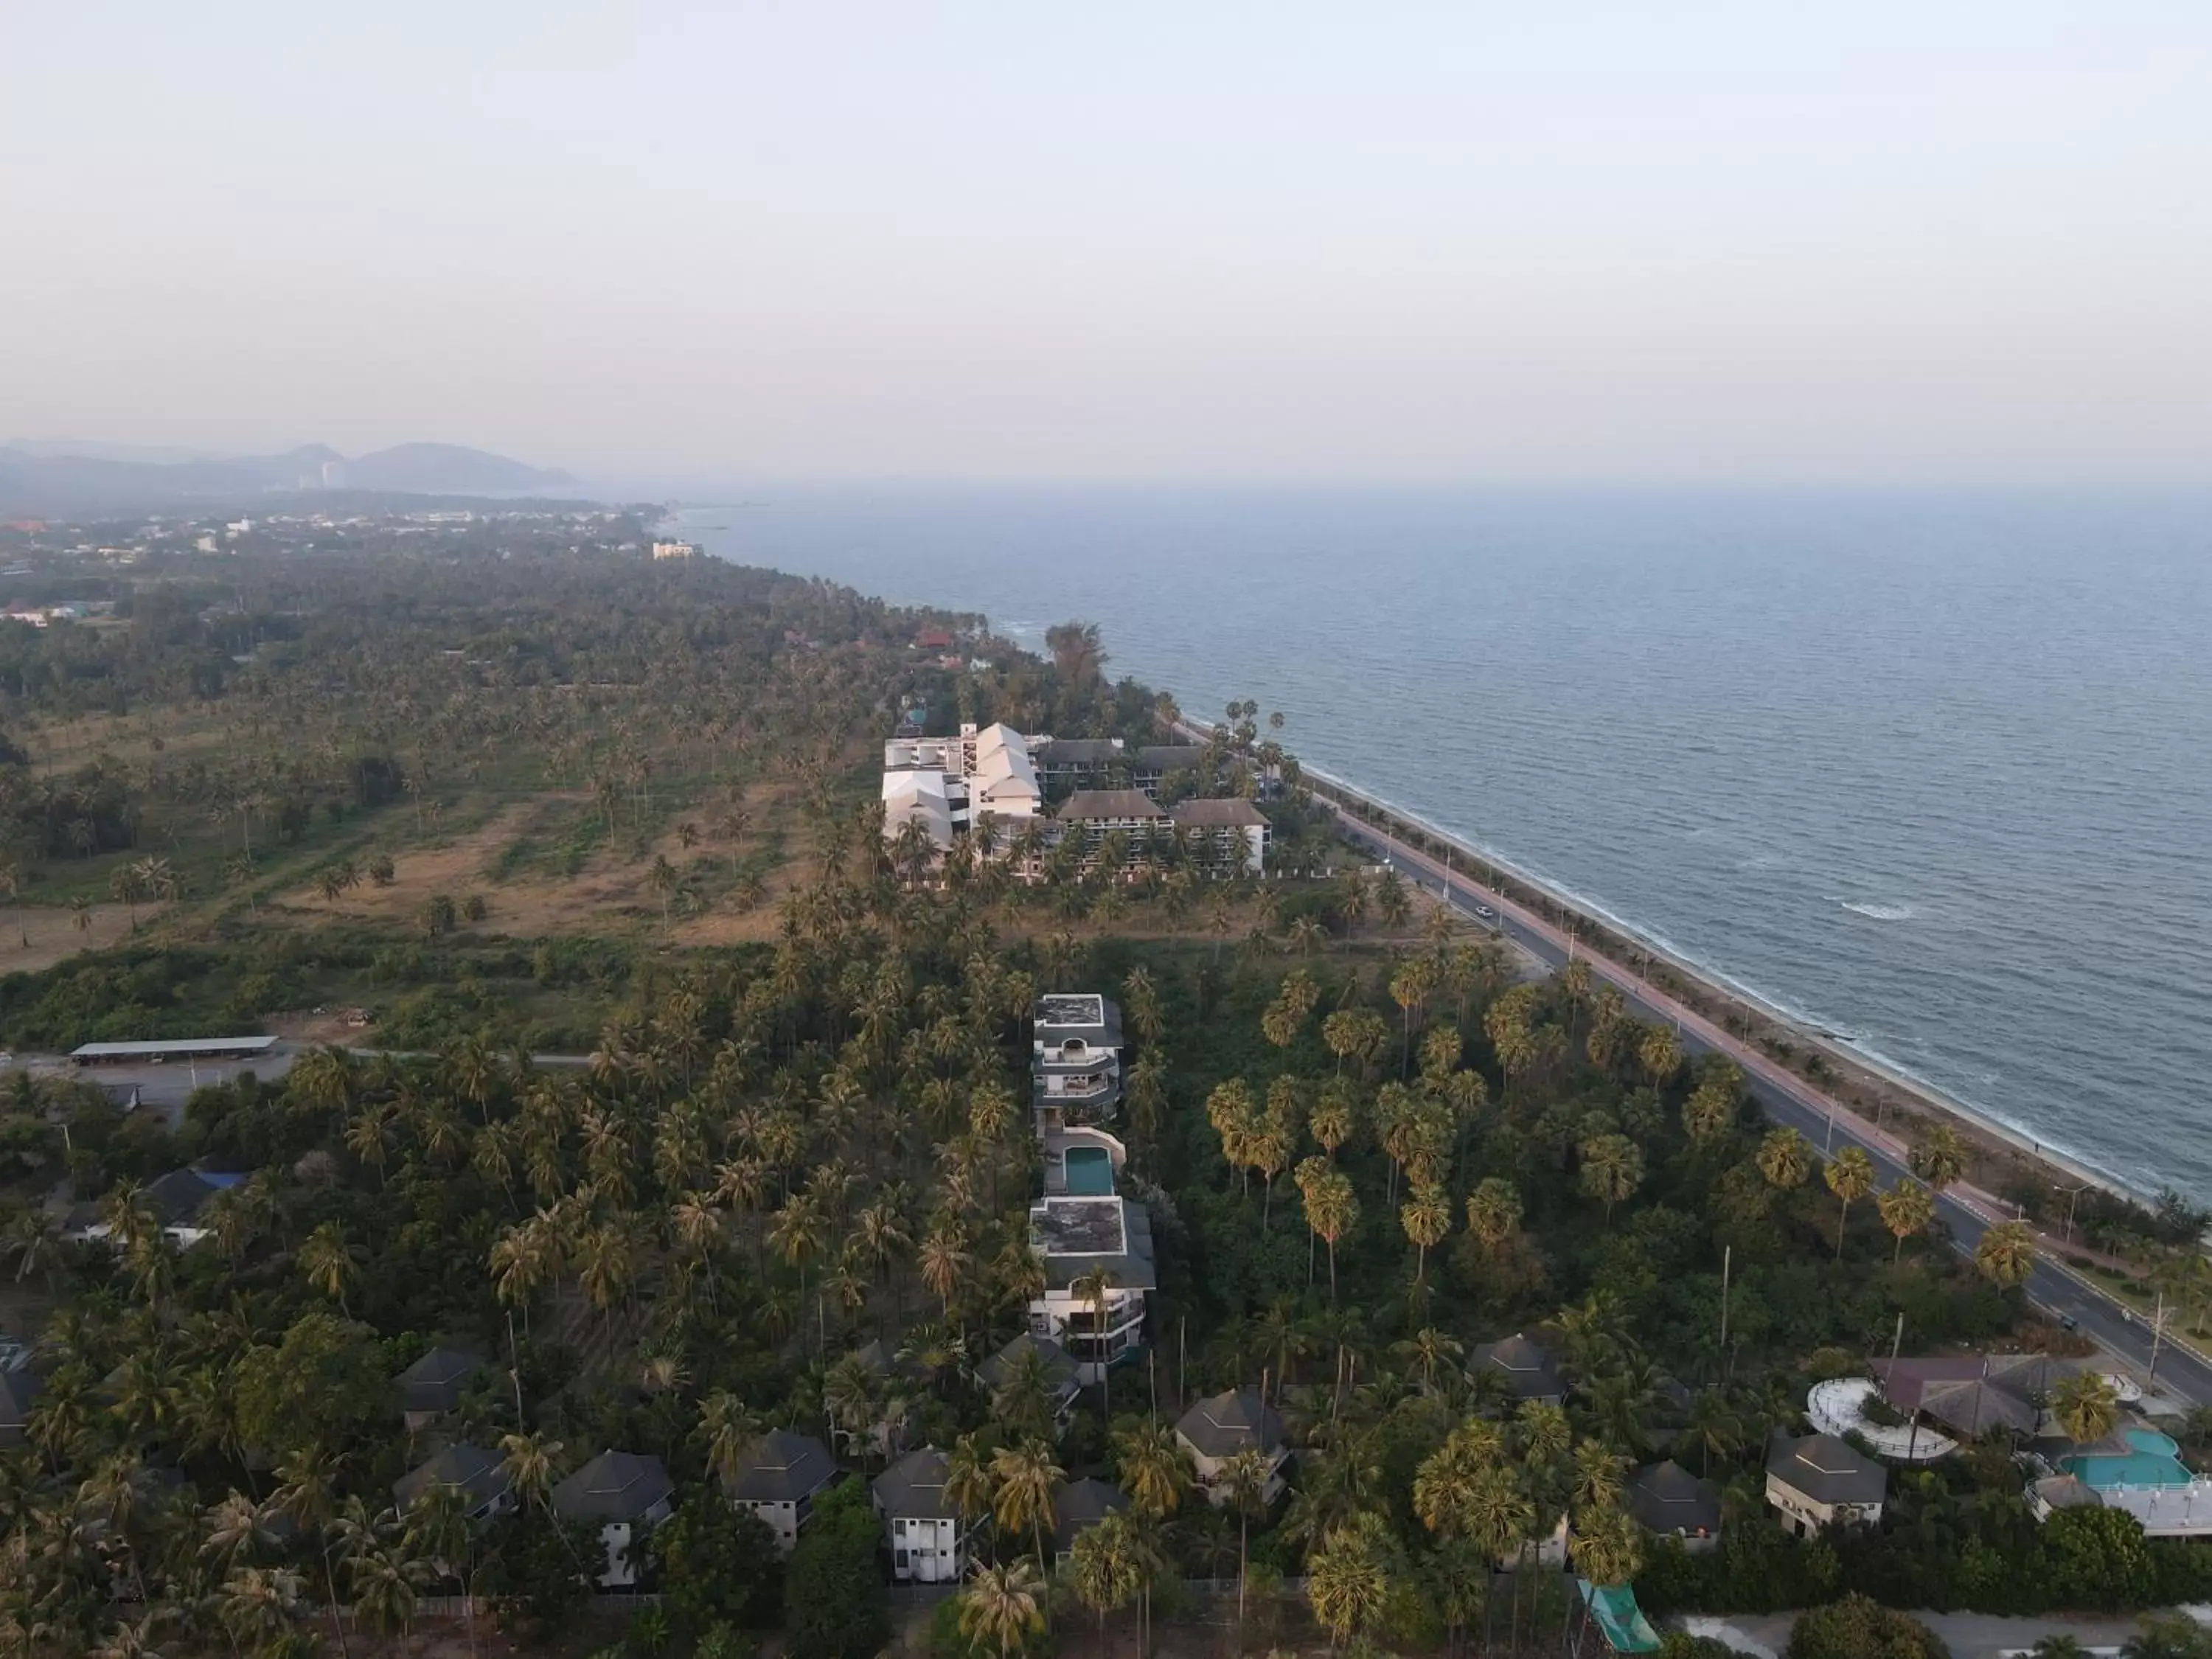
xmin=665 ymin=487 xmax=2212 ymax=1206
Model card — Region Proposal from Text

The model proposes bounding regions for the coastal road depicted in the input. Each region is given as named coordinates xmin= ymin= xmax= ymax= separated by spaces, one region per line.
xmin=1329 ymin=808 xmax=2212 ymax=1408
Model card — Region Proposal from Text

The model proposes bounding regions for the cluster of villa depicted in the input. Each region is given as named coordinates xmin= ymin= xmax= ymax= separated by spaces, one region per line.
xmin=1787 ymin=1351 xmax=2212 ymax=1541
xmin=880 ymin=720 xmax=1269 ymax=879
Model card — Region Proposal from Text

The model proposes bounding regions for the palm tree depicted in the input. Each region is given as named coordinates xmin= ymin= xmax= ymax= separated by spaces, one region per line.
xmin=1577 ymin=1135 xmax=1644 ymax=1222
xmin=1071 ymin=1264 xmax=1119 ymax=1423
xmin=1307 ymin=1510 xmax=1395 ymax=1651
xmin=296 ymin=1220 xmax=358 ymax=1315
xmin=1466 ymin=1178 xmax=1523 ymax=1253
xmin=1301 ymin=1162 xmax=1358 ymax=1301
xmin=1068 ymin=1509 xmax=1144 ymax=1658
xmin=1975 ymin=1220 xmax=2037 ymax=1289
xmin=919 ymin=1223 xmax=970 ymax=1323
xmin=1567 ymin=1502 xmax=1642 ymax=1587
xmin=2051 ymin=1371 xmax=2121 ymax=1445
xmin=1219 ymin=1446 xmax=1272 ymax=1636
xmin=945 ymin=1433 xmax=997 ymax=1534
xmin=1682 ymin=1390 xmax=1745 ymax=1476
xmin=990 ymin=1437 xmax=1065 ymax=1579
xmin=1681 ymin=1069 xmax=1742 ymax=1146
xmin=1824 ymin=1146 xmax=1876 ymax=1258
xmin=498 ymin=1431 xmax=563 ymax=1514
xmin=1113 ymin=1418 xmax=1191 ymax=1521
xmin=1910 ymin=1124 xmax=1967 ymax=1193
xmin=958 ymin=1559 xmax=1048 ymax=1659
xmin=700 ymin=1391 xmax=762 ymax=1485
xmin=1879 ymin=1181 xmax=1937 ymax=1263
xmin=1756 ymin=1127 xmax=1813 ymax=1192
xmin=1569 ymin=1441 xmax=1624 ymax=1520
xmin=1402 ymin=1182 xmax=1452 ymax=1282
xmin=271 ymin=1447 xmax=353 ymax=1659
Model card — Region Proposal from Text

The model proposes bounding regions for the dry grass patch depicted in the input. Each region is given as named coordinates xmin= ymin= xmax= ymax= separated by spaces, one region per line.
xmin=0 ymin=902 xmax=173 ymax=973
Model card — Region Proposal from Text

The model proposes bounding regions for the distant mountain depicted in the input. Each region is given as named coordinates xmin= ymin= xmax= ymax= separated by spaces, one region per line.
xmin=0 ymin=441 xmax=571 ymax=514
xmin=345 ymin=443 xmax=571 ymax=495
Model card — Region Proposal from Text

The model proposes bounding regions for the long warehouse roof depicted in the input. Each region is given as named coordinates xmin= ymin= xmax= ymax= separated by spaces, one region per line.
xmin=70 ymin=1037 xmax=279 ymax=1059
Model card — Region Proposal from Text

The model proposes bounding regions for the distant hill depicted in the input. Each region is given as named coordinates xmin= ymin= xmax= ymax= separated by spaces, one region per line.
xmin=345 ymin=442 xmax=571 ymax=495
xmin=0 ymin=441 xmax=571 ymax=514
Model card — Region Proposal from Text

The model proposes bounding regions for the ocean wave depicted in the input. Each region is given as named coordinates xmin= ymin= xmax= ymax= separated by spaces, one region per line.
xmin=1839 ymin=900 xmax=1915 ymax=921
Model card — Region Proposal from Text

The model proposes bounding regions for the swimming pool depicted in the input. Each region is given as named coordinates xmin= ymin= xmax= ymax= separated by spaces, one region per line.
xmin=2067 ymin=1428 xmax=2194 ymax=1491
xmin=1063 ymin=1146 xmax=1115 ymax=1195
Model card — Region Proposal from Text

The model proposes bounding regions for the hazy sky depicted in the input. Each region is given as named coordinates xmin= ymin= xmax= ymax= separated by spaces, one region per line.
xmin=7 ymin=3 xmax=2211 ymax=484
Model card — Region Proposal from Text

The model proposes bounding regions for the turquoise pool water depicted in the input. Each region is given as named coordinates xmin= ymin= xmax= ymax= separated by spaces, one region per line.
xmin=1063 ymin=1147 xmax=1114 ymax=1195
xmin=2067 ymin=1428 xmax=2192 ymax=1491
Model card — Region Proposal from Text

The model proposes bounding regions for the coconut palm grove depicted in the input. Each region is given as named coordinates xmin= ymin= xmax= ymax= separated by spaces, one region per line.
xmin=1 ymin=521 xmax=2212 ymax=1659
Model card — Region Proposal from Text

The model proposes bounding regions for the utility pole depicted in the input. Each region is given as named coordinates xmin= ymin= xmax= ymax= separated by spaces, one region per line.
xmin=1718 ymin=1245 xmax=1731 ymax=1357
xmin=2150 ymin=1292 xmax=2167 ymax=1388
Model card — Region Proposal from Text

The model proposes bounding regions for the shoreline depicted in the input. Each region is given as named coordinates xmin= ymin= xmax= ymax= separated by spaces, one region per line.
xmin=1284 ymin=756 xmax=2154 ymax=1217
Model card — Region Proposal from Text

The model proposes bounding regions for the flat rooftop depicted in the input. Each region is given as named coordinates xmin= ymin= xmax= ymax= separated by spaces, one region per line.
xmin=1031 ymin=1196 xmax=1127 ymax=1258
xmin=1037 ymin=994 xmax=1105 ymax=1029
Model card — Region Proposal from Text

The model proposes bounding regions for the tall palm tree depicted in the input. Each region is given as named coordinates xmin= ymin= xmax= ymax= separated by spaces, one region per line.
xmin=919 ymin=1224 xmax=970 ymax=1324
xmin=1975 ymin=1220 xmax=2037 ymax=1289
xmin=1301 ymin=1164 xmax=1358 ymax=1301
xmin=1402 ymin=1183 xmax=1452 ymax=1283
xmin=990 ymin=1438 xmax=1065 ymax=1579
xmin=1824 ymin=1146 xmax=1877 ymax=1257
xmin=1113 ymin=1418 xmax=1191 ymax=1522
xmin=945 ymin=1433 xmax=997 ymax=1535
xmin=1566 ymin=1502 xmax=1642 ymax=1587
xmin=1910 ymin=1124 xmax=1968 ymax=1193
xmin=1219 ymin=1446 xmax=1272 ymax=1636
xmin=1465 ymin=1178 xmax=1523 ymax=1253
xmin=297 ymin=1221 xmax=358 ymax=1315
xmin=2051 ymin=1371 xmax=2120 ymax=1445
xmin=1756 ymin=1127 xmax=1813 ymax=1192
xmin=1068 ymin=1508 xmax=1145 ymax=1657
xmin=1071 ymin=1265 xmax=1118 ymax=1424
xmin=1569 ymin=1440 xmax=1624 ymax=1520
xmin=1577 ymin=1135 xmax=1644 ymax=1223
xmin=699 ymin=1391 xmax=762 ymax=1486
xmin=1307 ymin=1510 xmax=1394 ymax=1651
xmin=271 ymin=1447 xmax=353 ymax=1659
xmin=1878 ymin=1182 xmax=1938 ymax=1263
xmin=958 ymin=1559 xmax=1048 ymax=1659
xmin=498 ymin=1431 xmax=563 ymax=1515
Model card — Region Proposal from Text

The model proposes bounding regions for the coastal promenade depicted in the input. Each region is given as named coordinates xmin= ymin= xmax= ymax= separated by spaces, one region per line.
xmin=1323 ymin=801 xmax=2212 ymax=1409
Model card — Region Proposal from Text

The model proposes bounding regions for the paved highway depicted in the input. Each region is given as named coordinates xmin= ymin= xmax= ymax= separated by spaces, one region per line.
xmin=1331 ymin=808 xmax=2212 ymax=1408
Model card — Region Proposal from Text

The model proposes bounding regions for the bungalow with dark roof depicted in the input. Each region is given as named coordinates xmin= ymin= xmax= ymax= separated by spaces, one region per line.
xmin=874 ymin=1445 xmax=984 ymax=1583
xmin=1175 ymin=1387 xmax=1290 ymax=1506
xmin=552 ymin=1450 xmax=675 ymax=1587
xmin=1054 ymin=1477 xmax=1130 ymax=1555
xmin=1765 ymin=1432 xmax=1887 ymax=1537
xmin=392 ymin=1443 xmax=515 ymax=1521
xmin=1472 ymin=1333 xmax=1566 ymax=1406
xmin=725 ymin=1429 xmax=838 ymax=1551
xmin=394 ymin=1347 xmax=486 ymax=1431
xmin=978 ymin=1331 xmax=1082 ymax=1426
xmin=1627 ymin=1460 xmax=1722 ymax=1551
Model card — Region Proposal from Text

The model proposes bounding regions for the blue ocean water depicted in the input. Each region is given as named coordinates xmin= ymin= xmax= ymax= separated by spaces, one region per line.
xmin=672 ymin=487 xmax=2212 ymax=1203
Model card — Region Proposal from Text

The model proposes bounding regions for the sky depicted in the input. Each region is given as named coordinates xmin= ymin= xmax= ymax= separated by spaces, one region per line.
xmin=4 ymin=2 xmax=2211 ymax=486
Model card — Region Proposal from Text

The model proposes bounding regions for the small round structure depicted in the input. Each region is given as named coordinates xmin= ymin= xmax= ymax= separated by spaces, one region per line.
xmin=1806 ymin=1377 xmax=1958 ymax=1462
